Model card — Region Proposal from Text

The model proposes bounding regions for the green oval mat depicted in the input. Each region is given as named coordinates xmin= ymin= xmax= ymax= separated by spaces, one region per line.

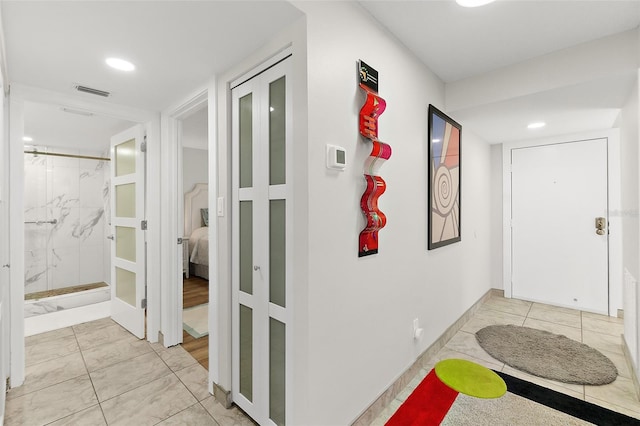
xmin=435 ymin=358 xmax=506 ymax=399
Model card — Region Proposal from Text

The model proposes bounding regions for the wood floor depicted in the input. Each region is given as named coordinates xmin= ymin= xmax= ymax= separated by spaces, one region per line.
xmin=182 ymin=275 xmax=209 ymax=370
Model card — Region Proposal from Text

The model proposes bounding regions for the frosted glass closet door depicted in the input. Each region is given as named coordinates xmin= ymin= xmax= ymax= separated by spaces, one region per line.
xmin=231 ymin=56 xmax=292 ymax=426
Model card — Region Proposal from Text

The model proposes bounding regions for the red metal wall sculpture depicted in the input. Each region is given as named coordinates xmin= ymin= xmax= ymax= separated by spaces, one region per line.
xmin=358 ymin=61 xmax=391 ymax=257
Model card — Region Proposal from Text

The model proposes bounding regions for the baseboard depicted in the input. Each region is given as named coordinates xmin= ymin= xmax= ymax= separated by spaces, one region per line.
xmin=622 ymin=334 xmax=640 ymax=402
xmin=213 ymin=383 xmax=232 ymax=409
xmin=351 ymin=287 xmax=501 ymax=425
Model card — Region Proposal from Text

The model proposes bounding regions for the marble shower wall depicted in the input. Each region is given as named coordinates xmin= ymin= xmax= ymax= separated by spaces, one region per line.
xmin=24 ymin=150 xmax=110 ymax=295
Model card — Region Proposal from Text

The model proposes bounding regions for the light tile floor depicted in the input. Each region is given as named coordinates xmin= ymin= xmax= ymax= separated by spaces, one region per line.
xmin=374 ymin=295 xmax=640 ymax=424
xmin=6 ymin=296 xmax=637 ymax=425
xmin=5 ymin=317 xmax=255 ymax=425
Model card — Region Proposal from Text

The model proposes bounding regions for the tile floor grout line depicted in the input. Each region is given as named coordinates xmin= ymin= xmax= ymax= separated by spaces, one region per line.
xmin=198 ymin=400 xmax=224 ymax=426
xmin=150 ymin=400 xmax=217 ymax=426
xmin=40 ymin=403 xmax=104 ymax=426
xmin=22 ymin=335 xmax=82 ymax=369
xmin=87 ymin=346 xmax=161 ymax=375
xmin=6 ymin=372 xmax=91 ymax=405
xmin=174 ymin=366 xmax=210 ymax=403
xmin=97 ymin=370 xmax=177 ymax=406
xmin=72 ymin=322 xmax=110 ymax=425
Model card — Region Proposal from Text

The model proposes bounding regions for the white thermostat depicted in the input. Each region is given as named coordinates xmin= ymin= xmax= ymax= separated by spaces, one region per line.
xmin=326 ymin=144 xmax=347 ymax=170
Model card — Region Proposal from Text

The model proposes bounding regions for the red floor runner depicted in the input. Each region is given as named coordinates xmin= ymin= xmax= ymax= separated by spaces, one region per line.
xmin=385 ymin=369 xmax=458 ymax=426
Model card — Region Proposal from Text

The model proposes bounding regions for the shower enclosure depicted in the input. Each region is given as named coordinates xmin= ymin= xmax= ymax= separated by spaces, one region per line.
xmin=23 ymin=146 xmax=111 ymax=316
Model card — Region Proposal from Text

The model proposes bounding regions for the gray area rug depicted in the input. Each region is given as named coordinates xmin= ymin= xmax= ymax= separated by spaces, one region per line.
xmin=476 ymin=325 xmax=618 ymax=385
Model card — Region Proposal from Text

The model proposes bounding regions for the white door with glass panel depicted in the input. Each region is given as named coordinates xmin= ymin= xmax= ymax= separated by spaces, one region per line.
xmin=511 ymin=138 xmax=609 ymax=314
xmin=232 ymin=57 xmax=291 ymax=426
xmin=110 ymin=125 xmax=146 ymax=338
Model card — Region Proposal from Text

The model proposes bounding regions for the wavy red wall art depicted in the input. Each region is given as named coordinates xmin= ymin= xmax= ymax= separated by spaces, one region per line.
xmin=359 ymin=83 xmax=392 ymax=257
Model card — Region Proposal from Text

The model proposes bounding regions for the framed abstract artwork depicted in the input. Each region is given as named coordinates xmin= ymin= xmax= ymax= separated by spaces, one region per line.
xmin=428 ymin=105 xmax=461 ymax=250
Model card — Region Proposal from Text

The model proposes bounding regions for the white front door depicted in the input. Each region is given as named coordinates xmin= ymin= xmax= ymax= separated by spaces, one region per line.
xmin=231 ymin=57 xmax=291 ymax=425
xmin=511 ymin=138 xmax=608 ymax=313
xmin=110 ymin=125 xmax=146 ymax=338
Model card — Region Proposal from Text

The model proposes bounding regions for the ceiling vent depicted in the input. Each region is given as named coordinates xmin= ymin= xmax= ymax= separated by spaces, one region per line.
xmin=74 ymin=85 xmax=110 ymax=97
xmin=61 ymin=107 xmax=94 ymax=117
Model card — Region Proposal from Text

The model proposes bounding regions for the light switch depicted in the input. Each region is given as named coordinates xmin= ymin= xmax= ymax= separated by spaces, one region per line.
xmin=217 ymin=197 xmax=224 ymax=217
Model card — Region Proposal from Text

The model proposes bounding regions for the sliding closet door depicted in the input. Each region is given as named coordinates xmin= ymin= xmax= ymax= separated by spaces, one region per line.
xmin=231 ymin=56 xmax=292 ymax=426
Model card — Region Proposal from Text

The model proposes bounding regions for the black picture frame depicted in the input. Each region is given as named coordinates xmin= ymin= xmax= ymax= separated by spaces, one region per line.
xmin=428 ymin=105 xmax=462 ymax=250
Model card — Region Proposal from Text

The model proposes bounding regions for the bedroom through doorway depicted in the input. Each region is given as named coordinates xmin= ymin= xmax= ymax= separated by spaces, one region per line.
xmin=179 ymin=105 xmax=209 ymax=369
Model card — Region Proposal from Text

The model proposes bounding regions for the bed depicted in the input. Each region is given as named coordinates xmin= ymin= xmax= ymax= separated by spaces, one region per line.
xmin=185 ymin=183 xmax=209 ymax=280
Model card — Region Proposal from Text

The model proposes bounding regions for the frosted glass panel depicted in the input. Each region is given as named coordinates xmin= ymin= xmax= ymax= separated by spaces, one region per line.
xmin=269 ymin=76 xmax=286 ymax=185
xmin=116 ymin=267 xmax=136 ymax=307
xmin=240 ymin=201 xmax=253 ymax=295
xmin=116 ymin=183 xmax=135 ymax=218
xmin=240 ymin=304 xmax=253 ymax=402
xmin=270 ymin=200 xmax=285 ymax=308
xmin=115 ymin=139 xmax=136 ymax=177
xmin=116 ymin=226 xmax=136 ymax=262
xmin=239 ymin=93 xmax=253 ymax=188
xmin=270 ymin=318 xmax=286 ymax=426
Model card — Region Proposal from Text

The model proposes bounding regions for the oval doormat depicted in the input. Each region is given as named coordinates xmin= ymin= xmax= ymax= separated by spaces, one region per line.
xmin=476 ymin=325 xmax=618 ymax=385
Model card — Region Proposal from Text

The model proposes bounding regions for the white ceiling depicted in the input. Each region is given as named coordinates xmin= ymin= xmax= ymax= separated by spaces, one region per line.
xmin=4 ymin=1 xmax=640 ymax=148
xmin=3 ymin=1 xmax=302 ymax=152
xmin=452 ymin=73 xmax=637 ymax=142
xmin=361 ymin=0 xmax=640 ymax=83
xmin=23 ymin=102 xmax=134 ymax=154
xmin=2 ymin=1 xmax=303 ymax=111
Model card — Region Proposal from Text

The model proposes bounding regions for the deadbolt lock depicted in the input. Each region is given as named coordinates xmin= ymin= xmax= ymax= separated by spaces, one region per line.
xmin=595 ymin=217 xmax=606 ymax=235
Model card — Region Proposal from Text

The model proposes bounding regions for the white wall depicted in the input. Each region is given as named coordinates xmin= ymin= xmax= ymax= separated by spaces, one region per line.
xmin=619 ymin=73 xmax=640 ymax=282
xmin=182 ymin=147 xmax=208 ymax=196
xmin=490 ymin=144 xmax=503 ymax=289
xmin=297 ymin=3 xmax=493 ymax=424
xmin=619 ymin=71 xmax=640 ymax=376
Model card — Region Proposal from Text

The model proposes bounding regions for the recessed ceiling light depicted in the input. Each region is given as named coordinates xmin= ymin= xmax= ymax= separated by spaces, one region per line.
xmin=456 ymin=0 xmax=496 ymax=7
xmin=106 ymin=57 xmax=135 ymax=72
xmin=527 ymin=122 xmax=546 ymax=129
xmin=23 ymin=136 xmax=33 ymax=142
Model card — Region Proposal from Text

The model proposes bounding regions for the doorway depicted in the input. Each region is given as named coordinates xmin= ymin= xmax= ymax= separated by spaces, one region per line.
xmin=179 ymin=106 xmax=209 ymax=369
xmin=21 ymin=101 xmax=136 ymax=335
xmin=509 ymin=138 xmax=610 ymax=314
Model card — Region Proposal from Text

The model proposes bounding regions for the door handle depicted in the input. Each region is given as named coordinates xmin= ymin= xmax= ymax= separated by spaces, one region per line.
xmin=107 ymin=235 xmax=114 ymax=240
xmin=595 ymin=217 xmax=606 ymax=235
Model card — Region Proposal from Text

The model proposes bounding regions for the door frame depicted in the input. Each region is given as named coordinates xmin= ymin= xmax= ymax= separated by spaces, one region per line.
xmin=160 ymin=79 xmax=219 ymax=390
xmin=502 ymin=129 xmax=622 ymax=315
xmin=7 ymin=84 xmax=160 ymax=387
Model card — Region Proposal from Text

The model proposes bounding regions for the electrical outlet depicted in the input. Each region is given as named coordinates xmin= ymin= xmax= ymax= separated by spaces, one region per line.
xmin=413 ymin=318 xmax=423 ymax=340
